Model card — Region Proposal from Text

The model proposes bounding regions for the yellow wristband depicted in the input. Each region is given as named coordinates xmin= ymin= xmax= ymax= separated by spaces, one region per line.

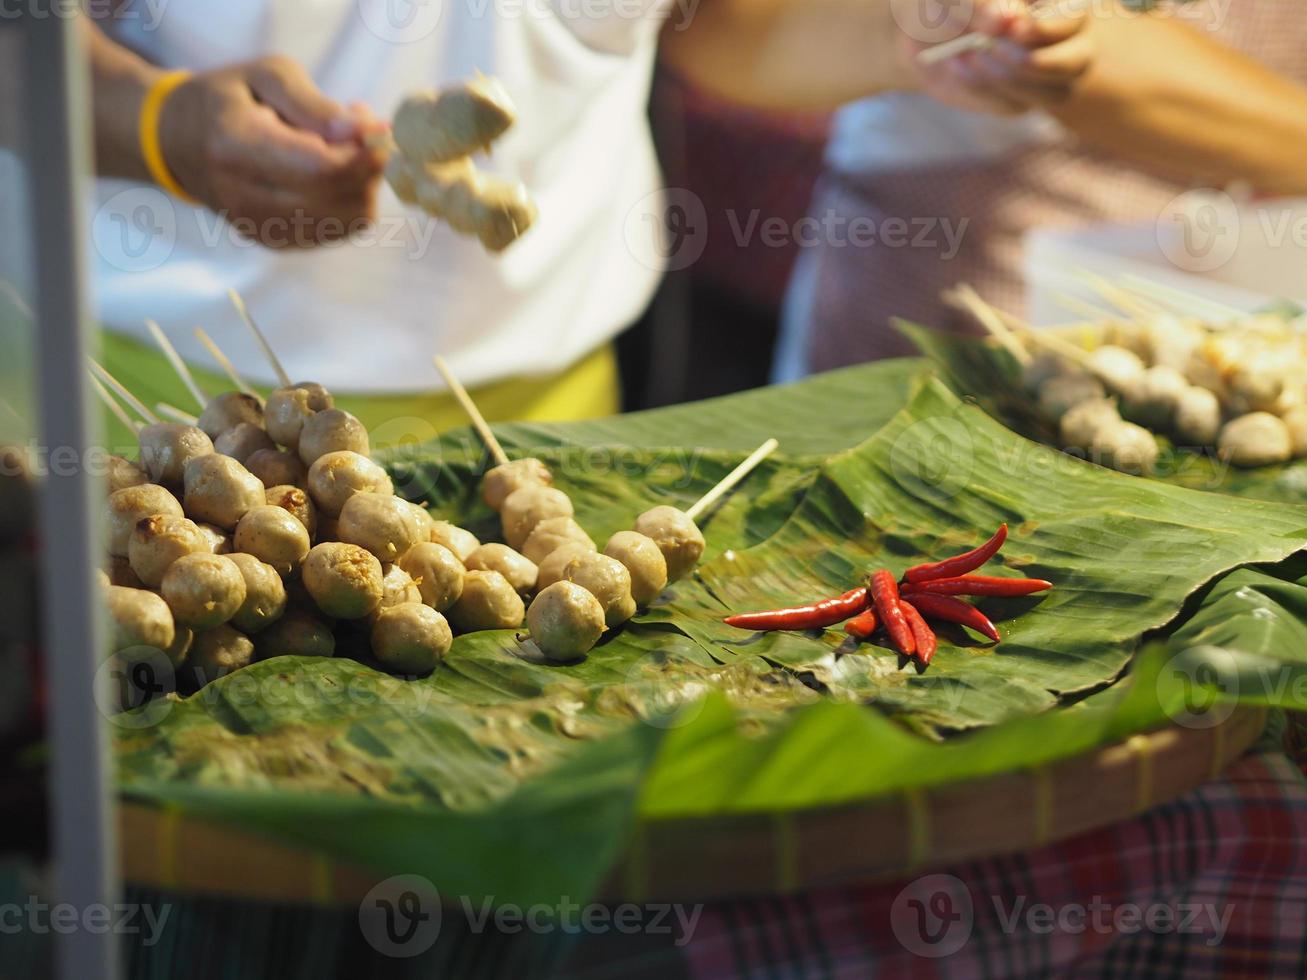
xmin=139 ymin=70 xmax=200 ymax=205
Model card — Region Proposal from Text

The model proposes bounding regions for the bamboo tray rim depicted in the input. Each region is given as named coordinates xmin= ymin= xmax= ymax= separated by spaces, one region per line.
xmin=118 ymin=705 xmax=1266 ymax=906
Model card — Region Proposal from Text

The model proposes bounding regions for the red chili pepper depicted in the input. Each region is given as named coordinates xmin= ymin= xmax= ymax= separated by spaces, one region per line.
xmin=870 ymin=569 xmax=916 ymax=658
xmin=724 ymin=587 xmax=868 ymax=632
xmin=903 ymin=575 xmax=1052 ymax=598
xmin=904 ymin=593 xmax=1002 ymax=643
xmin=904 ymin=524 xmax=1008 ymax=584
xmin=898 ymin=600 xmax=938 ymax=665
xmin=843 ymin=609 xmax=879 ymax=640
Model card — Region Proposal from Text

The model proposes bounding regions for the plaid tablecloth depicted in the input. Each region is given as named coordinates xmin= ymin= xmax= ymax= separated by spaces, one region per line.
xmin=563 ymin=748 xmax=1307 ymax=978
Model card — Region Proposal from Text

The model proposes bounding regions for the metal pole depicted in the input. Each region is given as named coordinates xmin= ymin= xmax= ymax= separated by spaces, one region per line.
xmin=26 ymin=7 xmax=120 ymax=980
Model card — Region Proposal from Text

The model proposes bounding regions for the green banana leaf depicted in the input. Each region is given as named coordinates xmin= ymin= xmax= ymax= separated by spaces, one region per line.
xmin=898 ymin=319 xmax=1307 ymax=503
xmin=118 ymin=365 xmax=1307 ymax=908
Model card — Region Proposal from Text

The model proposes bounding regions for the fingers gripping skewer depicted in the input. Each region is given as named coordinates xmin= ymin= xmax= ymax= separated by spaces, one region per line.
xmin=88 ymin=360 xmax=159 ymax=425
xmin=228 ymin=288 xmax=291 ymax=387
xmin=917 ymin=0 xmax=1089 ymax=65
xmin=685 ymin=438 xmax=780 ymax=523
xmin=145 ymin=319 xmax=208 ymax=409
xmin=194 ymin=327 xmax=256 ymax=396
xmin=433 ymin=355 xmax=510 ymax=467
xmin=156 ymin=402 xmax=199 ymax=426
xmin=944 ymin=284 xmax=1031 ymax=367
xmin=90 ymin=376 xmax=140 ymax=434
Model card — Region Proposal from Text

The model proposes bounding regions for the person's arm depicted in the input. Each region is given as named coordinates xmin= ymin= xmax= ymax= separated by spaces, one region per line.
xmin=1045 ymin=10 xmax=1307 ymax=195
xmin=83 ymin=17 xmax=387 ymax=246
xmin=658 ymin=0 xmax=904 ymax=111
xmin=660 ymin=0 xmax=1090 ymax=114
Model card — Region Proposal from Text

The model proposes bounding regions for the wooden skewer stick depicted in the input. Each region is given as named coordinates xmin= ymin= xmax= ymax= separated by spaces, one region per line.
xmin=685 ymin=438 xmax=780 ymax=523
xmin=88 ymin=360 xmax=159 ymax=425
xmin=194 ymin=327 xmax=256 ymax=396
xmin=945 ymin=284 xmax=1031 ymax=366
xmin=228 ymin=288 xmax=291 ymax=387
xmin=951 ymin=290 xmax=1095 ymax=369
xmin=145 ymin=319 xmax=208 ymax=409
xmin=432 ymin=355 xmax=509 ymax=467
xmin=1053 ymin=291 xmax=1118 ymax=324
xmin=1077 ymin=270 xmax=1160 ymax=320
xmin=1118 ymin=274 xmax=1244 ymax=325
xmin=90 ymin=376 xmax=140 ymax=434
xmin=156 ymin=402 xmax=199 ymax=426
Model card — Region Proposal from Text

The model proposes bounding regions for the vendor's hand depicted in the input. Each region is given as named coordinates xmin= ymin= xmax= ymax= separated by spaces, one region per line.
xmin=896 ymin=0 xmax=1094 ymax=116
xmin=158 ymin=55 xmax=389 ymax=247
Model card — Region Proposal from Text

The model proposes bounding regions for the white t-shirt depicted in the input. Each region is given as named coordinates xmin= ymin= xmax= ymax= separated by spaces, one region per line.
xmin=93 ymin=1 xmax=672 ymax=392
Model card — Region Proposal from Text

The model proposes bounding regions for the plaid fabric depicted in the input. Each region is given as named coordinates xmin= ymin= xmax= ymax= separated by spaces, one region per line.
xmin=563 ymin=749 xmax=1307 ymax=978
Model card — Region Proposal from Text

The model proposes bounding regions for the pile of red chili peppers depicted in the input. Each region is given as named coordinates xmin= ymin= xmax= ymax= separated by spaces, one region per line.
xmin=723 ymin=524 xmax=1051 ymax=668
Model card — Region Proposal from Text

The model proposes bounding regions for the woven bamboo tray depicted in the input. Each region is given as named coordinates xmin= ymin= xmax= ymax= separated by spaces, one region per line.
xmin=119 ymin=705 xmax=1264 ymax=905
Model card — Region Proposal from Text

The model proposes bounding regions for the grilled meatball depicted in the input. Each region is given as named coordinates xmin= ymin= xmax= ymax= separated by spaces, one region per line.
xmin=397 ymin=542 xmax=465 ymax=612
xmin=632 ymin=506 xmax=704 ymax=582
xmin=302 ymin=542 xmax=384 ymax=620
xmin=371 ymin=603 xmax=453 ymax=674
xmin=160 ymin=553 xmax=246 ymax=630
xmin=447 ymin=569 xmax=524 ymax=632
xmin=182 ymin=454 xmax=266 ymax=530
xmin=138 ymin=422 xmax=214 ymax=486
xmin=105 ymin=484 xmax=184 ymax=557
xmin=527 ymin=582 xmax=606 ymax=662
xmin=233 ymin=505 xmax=311 ymax=577
xmin=306 ymin=450 xmax=393 ymax=517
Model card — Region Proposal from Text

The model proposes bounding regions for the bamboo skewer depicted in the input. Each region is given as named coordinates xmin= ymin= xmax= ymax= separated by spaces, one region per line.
xmin=156 ymin=403 xmax=199 ymax=426
xmin=145 ymin=319 xmax=208 ymax=409
xmin=950 ymin=290 xmax=1095 ymax=370
xmin=432 ymin=356 xmax=510 ymax=467
xmin=90 ymin=376 xmax=140 ymax=434
xmin=88 ymin=361 xmax=158 ymax=425
xmin=945 ymin=285 xmax=1031 ymax=366
xmin=1118 ymin=275 xmax=1244 ymax=325
xmin=685 ymin=438 xmax=780 ymax=523
xmin=1053 ymin=292 xmax=1118 ymax=324
xmin=228 ymin=289 xmax=291 ymax=387
xmin=194 ymin=327 xmax=256 ymax=396
xmin=1077 ymin=270 xmax=1162 ymax=320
